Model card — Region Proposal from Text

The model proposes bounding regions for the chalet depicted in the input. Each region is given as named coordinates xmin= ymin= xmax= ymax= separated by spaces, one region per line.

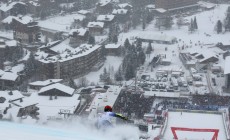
xmin=0 ymin=2 xmax=27 ymax=20
xmin=0 ymin=39 xmax=23 ymax=69
xmin=27 ymin=1 xmax=41 ymax=17
xmin=11 ymin=17 xmax=40 ymax=44
xmin=112 ymin=9 xmax=130 ymax=23
xmin=0 ymin=70 xmax=20 ymax=90
xmin=87 ymin=22 xmax=105 ymax=36
xmin=69 ymin=28 xmax=89 ymax=46
xmin=96 ymin=0 xmax=114 ymax=14
xmin=118 ymin=3 xmax=132 ymax=10
xmin=105 ymin=43 xmax=121 ymax=56
xmin=29 ymin=79 xmax=63 ymax=90
xmin=224 ymin=56 xmax=230 ymax=93
xmin=38 ymin=83 xmax=75 ymax=97
xmin=97 ymin=15 xmax=115 ymax=27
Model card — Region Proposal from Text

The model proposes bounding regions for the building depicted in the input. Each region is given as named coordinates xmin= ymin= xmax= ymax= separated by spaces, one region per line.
xmin=0 ymin=39 xmax=23 ymax=70
xmin=0 ymin=2 xmax=27 ymax=20
xmin=38 ymin=83 xmax=75 ymax=97
xmin=87 ymin=22 xmax=105 ymax=36
xmin=155 ymin=0 xmax=199 ymax=11
xmin=0 ymin=70 xmax=20 ymax=90
xmin=11 ymin=17 xmax=40 ymax=44
xmin=224 ymin=56 xmax=230 ymax=93
xmin=69 ymin=28 xmax=89 ymax=46
xmin=112 ymin=9 xmax=130 ymax=23
xmin=105 ymin=43 xmax=121 ymax=56
xmin=29 ymin=79 xmax=63 ymax=90
xmin=96 ymin=0 xmax=114 ymax=14
xmin=97 ymin=15 xmax=115 ymax=27
xmin=27 ymin=1 xmax=41 ymax=17
xmin=37 ymin=43 xmax=102 ymax=80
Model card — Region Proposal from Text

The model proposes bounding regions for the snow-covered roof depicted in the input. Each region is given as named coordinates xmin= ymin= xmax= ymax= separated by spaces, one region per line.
xmin=38 ymin=83 xmax=75 ymax=96
xmin=77 ymin=10 xmax=90 ymax=15
xmin=29 ymin=79 xmax=63 ymax=87
xmin=198 ymin=1 xmax=216 ymax=9
xmin=39 ymin=44 xmax=101 ymax=63
xmin=69 ymin=28 xmax=88 ymax=36
xmin=5 ymin=40 xmax=17 ymax=47
xmin=224 ymin=56 xmax=230 ymax=74
xmin=10 ymin=64 xmax=25 ymax=74
xmin=87 ymin=22 xmax=104 ymax=28
xmin=2 ymin=15 xmax=33 ymax=24
xmin=49 ymin=41 xmax=74 ymax=54
xmin=97 ymin=15 xmax=115 ymax=22
xmin=146 ymin=4 xmax=155 ymax=9
xmin=39 ymin=40 xmax=61 ymax=49
xmin=112 ymin=9 xmax=128 ymax=15
xmin=155 ymin=8 xmax=167 ymax=13
xmin=137 ymin=33 xmax=177 ymax=42
xmin=0 ymin=2 xmax=26 ymax=12
xmin=28 ymin=1 xmax=40 ymax=7
xmin=105 ymin=43 xmax=121 ymax=49
xmin=0 ymin=71 xmax=19 ymax=81
xmin=0 ymin=90 xmax=24 ymax=101
xmin=98 ymin=0 xmax=111 ymax=7
xmin=34 ymin=51 xmax=49 ymax=60
xmin=118 ymin=3 xmax=132 ymax=9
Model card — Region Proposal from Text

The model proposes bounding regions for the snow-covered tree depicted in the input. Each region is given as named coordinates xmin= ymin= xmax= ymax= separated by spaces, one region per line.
xmin=88 ymin=35 xmax=95 ymax=45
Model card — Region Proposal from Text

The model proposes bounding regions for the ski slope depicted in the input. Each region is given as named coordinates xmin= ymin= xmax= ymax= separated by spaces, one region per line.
xmin=0 ymin=120 xmax=139 ymax=140
xmin=163 ymin=111 xmax=227 ymax=140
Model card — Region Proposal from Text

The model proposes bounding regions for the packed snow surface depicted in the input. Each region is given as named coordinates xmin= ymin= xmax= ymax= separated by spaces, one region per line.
xmin=163 ymin=111 xmax=227 ymax=140
xmin=0 ymin=120 xmax=139 ymax=140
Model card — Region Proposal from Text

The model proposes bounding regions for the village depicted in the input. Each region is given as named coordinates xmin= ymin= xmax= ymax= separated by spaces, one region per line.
xmin=0 ymin=0 xmax=230 ymax=139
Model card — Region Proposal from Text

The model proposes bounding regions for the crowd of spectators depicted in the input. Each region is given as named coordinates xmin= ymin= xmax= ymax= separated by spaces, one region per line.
xmin=113 ymin=90 xmax=154 ymax=119
xmin=192 ymin=95 xmax=230 ymax=106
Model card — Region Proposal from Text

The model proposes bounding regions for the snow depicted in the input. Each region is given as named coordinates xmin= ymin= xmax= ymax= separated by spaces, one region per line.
xmin=77 ymin=10 xmax=90 ymax=15
xmin=155 ymin=8 xmax=167 ymax=13
xmin=105 ymin=43 xmax=121 ymax=49
xmin=0 ymin=31 xmax=14 ymax=40
xmin=88 ymin=86 xmax=122 ymax=119
xmin=49 ymin=39 xmax=74 ymax=53
xmin=0 ymin=2 xmax=26 ymax=12
xmin=163 ymin=111 xmax=227 ymax=140
xmin=87 ymin=22 xmax=104 ymax=28
xmin=29 ymin=79 xmax=63 ymax=87
xmin=10 ymin=64 xmax=25 ymax=73
xmin=38 ymin=83 xmax=75 ymax=96
xmin=69 ymin=28 xmax=88 ymax=36
xmin=28 ymin=1 xmax=40 ymax=7
xmin=3 ymin=15 xmax=33 ymax=24
xmin=0 ymin=71 xmax=19 ymax=81
xmin=97 ymin=15 xmax=115 ymax=22
xmin=112 ymin=9 xmax=128 ymax=15
xmin=118 ymin=3 xmax=133 ymax=9
xmin=198 ymin=1 xmax=216 ymax=9
xmin=224 ymin=56 xmax=230 ymax=74
xmin=5 ymin=40 xmax=17 ymax=47
xmin=0 ymin=120 xmax=139 ymax=140
xmin=38 ymin=14 xmax=85 ymax=32
xmin=78 ymin=56 xmax=123 ymax=84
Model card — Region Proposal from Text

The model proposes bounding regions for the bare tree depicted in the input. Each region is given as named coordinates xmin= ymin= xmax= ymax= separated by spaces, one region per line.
xmin=79 ymin=77 xmax=88 ymax=87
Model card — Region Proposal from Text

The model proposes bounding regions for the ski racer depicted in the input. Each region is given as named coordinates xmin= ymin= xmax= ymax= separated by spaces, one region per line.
xmin=97 ymin=105 xmax=128 ymax=129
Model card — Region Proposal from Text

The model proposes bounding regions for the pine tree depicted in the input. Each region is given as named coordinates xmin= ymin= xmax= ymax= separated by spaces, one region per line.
xmin=115 ymin=65 xmax=123 ymax=81
xmin=194 ymin=17 xmax=198 ymax=30
xmin=216 ymin=20 xmax=222 ymax=34
xmin=113 ymin=35 xmax=118 ymax=44
xmin=88 ymin=35 xmax=95 ymax=45
xmin=142 ymin=18 xmax=146 ymax=30
xmin=124 ymin=38 xmax=131 ymax=51
xmin=24 ymin=53 xmax=36 ymax=77
xmin=189 ymin=18 xmax=194 ymax=33
xmin=177 ymin=17 xmax=183 ymax=29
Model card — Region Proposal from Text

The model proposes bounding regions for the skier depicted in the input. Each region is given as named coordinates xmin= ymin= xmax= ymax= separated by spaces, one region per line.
xmin=97 ymin=105 xmax=128 ymax=130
